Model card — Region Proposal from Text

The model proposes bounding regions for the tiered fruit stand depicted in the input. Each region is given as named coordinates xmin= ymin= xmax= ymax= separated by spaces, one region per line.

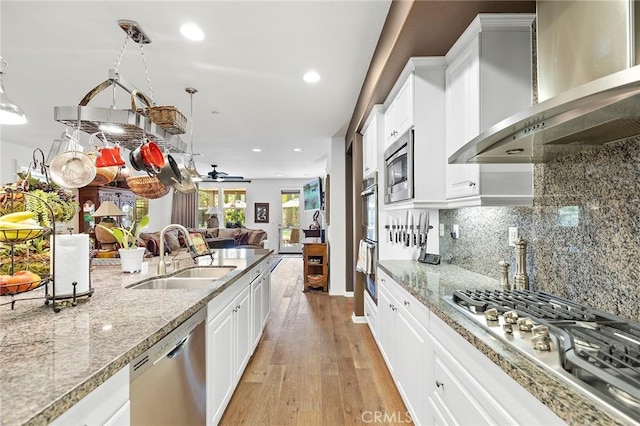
xmin=0 ymin=188 xmax=92 ymax=312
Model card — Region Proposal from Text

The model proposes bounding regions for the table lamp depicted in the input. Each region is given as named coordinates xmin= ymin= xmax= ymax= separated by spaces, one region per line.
xmin=206 ymin=206 xmax=220 ymax=228
xmin=93 ymin=201 xmax=125 ymax=250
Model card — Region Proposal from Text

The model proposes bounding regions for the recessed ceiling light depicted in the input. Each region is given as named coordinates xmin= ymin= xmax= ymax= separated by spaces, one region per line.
xmin=99 ymin=124 xmax=124 ymax=134
xmin=252 ymin=148 xmax=262 ymax=152
xmin=293 ymin=148 xmax=304 ymax=152
xmin=303 ymin=71 xmax=321 ymax=83
xmin=276 ymin=173 xmax=283 ymax=177
xmin=180 ymin=23 xmax=204 ymax=41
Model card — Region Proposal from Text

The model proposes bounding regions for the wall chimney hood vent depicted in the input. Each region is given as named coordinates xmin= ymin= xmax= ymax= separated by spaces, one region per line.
xmin=449 ymin=0 xmax=640 ymax=164
xmin=449 ymin=65 xmax=640 ymax=164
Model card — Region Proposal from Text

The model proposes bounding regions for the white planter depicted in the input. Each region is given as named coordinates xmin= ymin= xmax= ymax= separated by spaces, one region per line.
xmin=118 ymin=247 xmax=146 ymax=273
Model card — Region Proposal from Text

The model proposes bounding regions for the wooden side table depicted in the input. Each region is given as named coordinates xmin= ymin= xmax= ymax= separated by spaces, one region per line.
xmin=303 ymin=243 xmax=328 ymax=292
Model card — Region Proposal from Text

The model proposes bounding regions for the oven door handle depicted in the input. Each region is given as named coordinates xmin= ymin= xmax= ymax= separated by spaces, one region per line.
xmin=361 ymin=187 xmax=376 ymax=197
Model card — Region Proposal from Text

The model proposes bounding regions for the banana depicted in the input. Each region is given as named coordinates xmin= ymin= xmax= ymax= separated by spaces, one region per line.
xmin=0 ymin=220 xmax=35 ymax=230
xmin=0 ymin=211 xmax=35 ymax=223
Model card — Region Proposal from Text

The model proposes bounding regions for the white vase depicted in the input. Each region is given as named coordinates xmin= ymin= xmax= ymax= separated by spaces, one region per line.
xmin=118 ymin=247 xmax=146 ymax=273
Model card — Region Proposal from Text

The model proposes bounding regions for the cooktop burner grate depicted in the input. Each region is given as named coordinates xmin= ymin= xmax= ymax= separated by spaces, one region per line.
xmin=452 ymin=289 xmax=609 ymax=321
xmin=450 ymin=289 xmax=640 ymax=419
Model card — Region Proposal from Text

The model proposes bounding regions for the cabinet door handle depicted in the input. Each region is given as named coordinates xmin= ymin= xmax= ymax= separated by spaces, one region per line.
xmin=236 ymin=304 xmax=241 ymax=310
xmin=468 ymin=181 xmax=476 ymax=187
xmin=403 ymin=300 xmax=410 ymax=307
xmin=436 ymin=380 xmax=444 ymax=388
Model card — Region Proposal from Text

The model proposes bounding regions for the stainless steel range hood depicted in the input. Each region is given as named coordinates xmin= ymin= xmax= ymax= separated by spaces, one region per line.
xmin=449 ymin=0 xmax=640 ymax=164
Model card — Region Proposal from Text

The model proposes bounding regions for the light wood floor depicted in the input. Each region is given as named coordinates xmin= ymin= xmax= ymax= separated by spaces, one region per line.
xmin=220 ymin=258 xmax=412 ymax=425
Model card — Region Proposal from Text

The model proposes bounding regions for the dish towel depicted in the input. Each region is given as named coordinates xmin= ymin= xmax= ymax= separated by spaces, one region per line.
xmin=356 ymin=239 xmax=374 ymax=274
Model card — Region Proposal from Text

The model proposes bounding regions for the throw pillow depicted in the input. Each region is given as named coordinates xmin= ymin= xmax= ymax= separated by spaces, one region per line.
xmin=247 ymin=230 xmax=266 ymax=246
xmin=219 ymin=228 xmax=241 ymax=239
xmin=164 ymin=229 xmax=181 ymax=252
xmin=233 ymin=231 xmax=250 ymax=246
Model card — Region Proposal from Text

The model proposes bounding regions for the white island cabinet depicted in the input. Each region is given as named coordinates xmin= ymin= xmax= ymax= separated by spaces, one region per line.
xmin=207 ymin=257 xmax=271 ymax=425
xmin=445 ymin=14 xmax=535 ymax=207
xmin=372 ymin=266 xmax=564 ymax=426
xmin=51 ymin=366 xmax=130 ymax=426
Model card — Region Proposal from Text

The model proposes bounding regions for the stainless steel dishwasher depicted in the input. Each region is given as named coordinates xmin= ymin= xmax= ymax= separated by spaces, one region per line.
xmin=130 ymin=307 xmax=207 ymax=425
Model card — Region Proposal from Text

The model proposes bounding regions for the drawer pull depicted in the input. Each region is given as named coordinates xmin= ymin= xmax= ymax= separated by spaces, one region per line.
xmin=403 ymin=300 xmax=410 ymax=307
xmin=436 ymin=380 xmax=444 ymax=388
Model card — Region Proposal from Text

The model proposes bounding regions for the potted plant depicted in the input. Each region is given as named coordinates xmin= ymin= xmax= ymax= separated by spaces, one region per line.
xmin=97 ymin=215 xmax=149 ymax=273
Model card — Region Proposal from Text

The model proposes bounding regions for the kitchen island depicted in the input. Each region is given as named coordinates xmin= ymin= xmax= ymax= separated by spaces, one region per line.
xmin=377 ymin=260 xmax=630 ymax=426
xmin=0 ymin=248 xmax=272 ymax=426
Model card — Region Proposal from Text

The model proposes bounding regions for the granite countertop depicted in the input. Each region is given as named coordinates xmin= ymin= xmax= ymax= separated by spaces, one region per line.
xmin=0 ymin=248 xmax=272 ymax=426
xmin=377 ymin=260 xmax=628 ymax=426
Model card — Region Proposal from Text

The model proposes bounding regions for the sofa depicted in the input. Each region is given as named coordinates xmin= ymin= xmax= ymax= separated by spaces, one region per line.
xmin=189 ymin=227 xmax=268 ymax=250
xmin=137 ymin=227 xmax=268 ymax=257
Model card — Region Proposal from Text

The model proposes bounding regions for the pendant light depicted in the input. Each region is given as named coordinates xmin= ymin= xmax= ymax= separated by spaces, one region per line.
xmin=185 ymin=87 xmax=203 ymax=181
xmin=0 ymin=57 xmax=27 ymax=125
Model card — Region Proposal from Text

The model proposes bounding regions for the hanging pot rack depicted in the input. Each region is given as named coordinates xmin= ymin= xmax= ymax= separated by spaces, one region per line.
xmin=53 ymin=20 xmax=185 ymax=154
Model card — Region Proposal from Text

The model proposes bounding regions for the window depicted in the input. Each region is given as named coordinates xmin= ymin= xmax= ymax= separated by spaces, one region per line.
xmin=135 ymin=198 xmax=148 ymax=224
xmin=223 ymin=189 xmax=246 ymax=227
xmin=198 ymin=189 xmax=220 ymax=228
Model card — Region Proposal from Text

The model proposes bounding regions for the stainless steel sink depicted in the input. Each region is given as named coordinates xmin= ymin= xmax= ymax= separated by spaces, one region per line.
xmin=172 ymin=266 xmax=237 ymax=279
xmin=128 ymin=277 xmax=218 ymax=290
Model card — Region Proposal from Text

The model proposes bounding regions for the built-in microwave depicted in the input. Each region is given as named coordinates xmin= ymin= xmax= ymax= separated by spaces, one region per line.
xmin=383 ymin=129 xmax=413 ymax=204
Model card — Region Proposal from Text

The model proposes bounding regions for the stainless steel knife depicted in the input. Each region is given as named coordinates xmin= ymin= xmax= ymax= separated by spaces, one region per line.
xmin=404 ymin=210 xmax=409 ymax=245
xmin=407 ymin=213 xmax=412 ymax=247
xmin=416 ymin=212 xmax=423 ymax=247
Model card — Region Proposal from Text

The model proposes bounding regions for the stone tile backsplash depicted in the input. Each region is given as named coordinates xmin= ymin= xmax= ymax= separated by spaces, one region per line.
xmin=440 ymin=137 xmax=640 ymax=322
xmin=532 ymin=137 xmax=640 ymax=322
xmin=439 ymin=207 xmax=535 ymax=284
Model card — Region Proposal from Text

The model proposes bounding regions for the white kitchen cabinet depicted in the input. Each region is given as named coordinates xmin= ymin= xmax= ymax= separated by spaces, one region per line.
xmin=252 ymin=261 xmax=271 ymax=349
xmin=429 ymin=312 xmax=565 ymax=426
xmin=364 ymin=289 xmax=377 ymax=341
xmin=384 ymin=77 xmax=413 ymax=149
xmin=261 ymin=266 xmax=271 ymax=329
xmin=362 ymin=104 xmax=383 ymax=178
xmin=234 ymin=285 xmax=252 ymax=379
xmin=376 ymin=268 xmax=430 ymax=425
xmin=376 ymin=280 xmax=396 ymax=373
xmin=382 ymin=57 xmax=447 ymax=209
xmin=207 ymin=257 xmax=271 ymax=425
xmin=207 ymin=285 xmax=251 ymax=425
xmin=445 ymin=14 xmax=535 ymax=206
xmin=207 ymin=293 xmax=235 ymax=425
xmin=52 ymin=366 xmax=130 ymax=426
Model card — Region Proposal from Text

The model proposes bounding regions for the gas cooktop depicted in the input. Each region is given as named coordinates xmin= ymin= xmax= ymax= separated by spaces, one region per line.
xmin=445 ymin=289 xmax=640 ymax=424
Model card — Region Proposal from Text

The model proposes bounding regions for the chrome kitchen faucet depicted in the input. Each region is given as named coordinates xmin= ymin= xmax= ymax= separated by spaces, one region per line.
xmin=157 ymin=224 xmax=195 ymax=275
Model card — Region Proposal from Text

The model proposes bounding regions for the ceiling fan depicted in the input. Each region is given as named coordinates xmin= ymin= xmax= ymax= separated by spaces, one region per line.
xmin=202 ymin=165 xmax=251 ymax=182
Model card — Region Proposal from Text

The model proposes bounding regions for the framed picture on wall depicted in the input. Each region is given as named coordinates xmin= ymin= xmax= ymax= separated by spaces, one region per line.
xmin=255 ymin=202 xmax=269 ymax=223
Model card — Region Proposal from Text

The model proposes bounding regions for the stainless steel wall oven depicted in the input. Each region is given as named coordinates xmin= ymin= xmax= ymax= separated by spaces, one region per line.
xmin=359 ymin=172 xmax=378 ymax=303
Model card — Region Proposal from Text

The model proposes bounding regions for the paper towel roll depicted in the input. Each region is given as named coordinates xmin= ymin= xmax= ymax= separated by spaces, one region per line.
xmin=50 ymin=234 xmax=90 ymax=297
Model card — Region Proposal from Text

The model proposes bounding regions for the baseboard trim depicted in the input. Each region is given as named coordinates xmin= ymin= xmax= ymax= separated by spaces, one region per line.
xmin=352 ymin=313 xmax=366 ymax=324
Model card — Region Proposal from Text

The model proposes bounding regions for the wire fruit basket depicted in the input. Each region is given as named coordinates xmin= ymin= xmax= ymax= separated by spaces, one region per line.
xmin=126 ymin=175 xmax=170 ymax=199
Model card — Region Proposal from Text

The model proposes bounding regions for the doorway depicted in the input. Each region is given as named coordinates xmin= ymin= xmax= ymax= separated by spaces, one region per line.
xmin=278 ymin=190 xmax=302 ymax=254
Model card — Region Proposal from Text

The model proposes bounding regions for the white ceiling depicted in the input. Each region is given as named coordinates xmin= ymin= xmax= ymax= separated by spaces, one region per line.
xmin=0 ymin=0 xmax=391 ymax=180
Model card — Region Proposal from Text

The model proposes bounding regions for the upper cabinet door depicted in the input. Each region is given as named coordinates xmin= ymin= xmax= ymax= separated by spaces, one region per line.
xmin=384 ymin=77 xmax=414 ymax=149
xmin=445 ymin=38 xmax=481 ymax=200
xmin=362 ymin=105 xmax=384 ymax=178
xmin=444 ymin=14 xmax=535 ymax=207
